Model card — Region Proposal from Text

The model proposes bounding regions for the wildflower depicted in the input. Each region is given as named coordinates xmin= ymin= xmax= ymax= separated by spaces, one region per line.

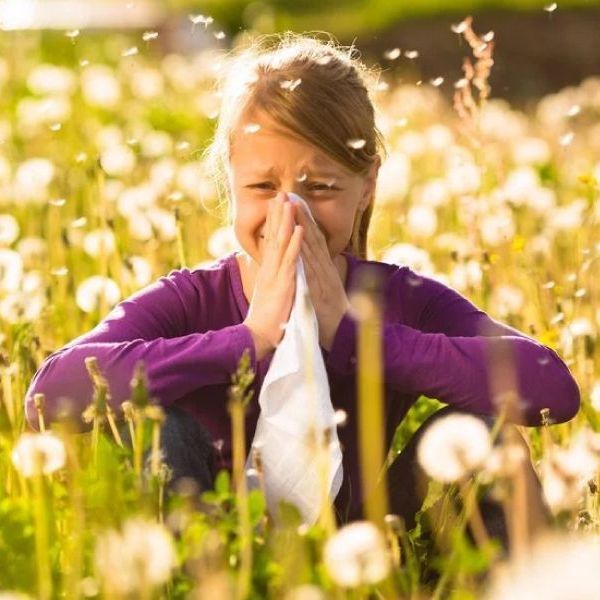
xmin=380 ymin=243 xmax=435 ymax=276
xmin=485 ymin=533 xmax=600 ymax=600
xmin=26 ymin=64 xmax=76 ymax=96
xmin=82 ymin=228 xmax=116 ymax=258
xmin=417 ymin=414 xmax=492 ymax=483
xmin=99 ymin=144 xmax=136 ymax=177
xmin=323 ymin=521 xmax=391 ymax=587
xmin=0 ymin=249 xmax=23 ymax=293
xmin=0 ymin=291 xmax=44 ymax=324
xmin=590 ymin=381 xmax=600 ymax=412
xmin=81 ymin=65 xmax=121 ymax=108
xmin=11 ymin=432 xmax=66 ymax=477
xmin=75 ymin=276 xmax=121 ymax=313
xmin=0 ymin=214 xmax=19 ymax=246
xmin=208 ymin=225 xmax=240 ymax=258
xmin=13 ymin=158 xmax=55 ymax=204
xmin=406 ymin=204 xmax=438 ymax=238
xmin=94 ymin=517 xmax=177 ymax=596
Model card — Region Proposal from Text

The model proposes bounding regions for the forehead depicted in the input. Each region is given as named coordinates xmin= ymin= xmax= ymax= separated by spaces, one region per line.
xmin=230 ymin=112 xmax=350 ymax=178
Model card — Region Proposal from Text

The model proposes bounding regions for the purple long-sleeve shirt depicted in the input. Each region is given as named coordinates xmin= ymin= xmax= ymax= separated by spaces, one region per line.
xmin=25 ymin=250 xmax=580 ymax=519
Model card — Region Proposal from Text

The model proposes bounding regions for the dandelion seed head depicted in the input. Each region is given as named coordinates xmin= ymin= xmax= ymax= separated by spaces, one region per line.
xmin=0 ymin=214 xmax=20 ymax=246
xmin=94 ymin=518 xmax=176 ymax=595
xmin=11 ymin=432 xmax=66 ymax=477
xmin=76 ymin=276 xmax=121 ymax=313
xmin=323 ymin=521 xmax=391 ymax=587
xmin=417 ymin=413 xmax=492 ymax=483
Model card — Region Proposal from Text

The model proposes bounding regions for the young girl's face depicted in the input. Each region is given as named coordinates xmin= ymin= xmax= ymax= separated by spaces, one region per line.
xmin=227 ymin=110 xmax=380 ymax=264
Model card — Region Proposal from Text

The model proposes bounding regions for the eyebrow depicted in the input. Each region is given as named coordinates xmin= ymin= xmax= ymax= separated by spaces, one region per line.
xmin=245 ymin=166 xmax=344 ymax=179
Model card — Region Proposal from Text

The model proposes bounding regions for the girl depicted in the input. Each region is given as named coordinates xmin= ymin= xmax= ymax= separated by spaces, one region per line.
xmin=25 ymin=33 xmax=579 ymax=546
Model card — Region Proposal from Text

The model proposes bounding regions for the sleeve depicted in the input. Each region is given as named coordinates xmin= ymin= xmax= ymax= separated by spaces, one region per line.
xmin=24 ymin=268 xmax=256 ymax=431
xmin=325 ymin=266 xmax=580 ymax=427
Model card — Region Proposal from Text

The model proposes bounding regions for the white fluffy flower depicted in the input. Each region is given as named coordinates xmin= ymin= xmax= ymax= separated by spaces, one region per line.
xmin=448 ymin=260 xmax=482 ymax=292
xmin=375 ymin=151 xmax=411 ymax=204
xmin=417 ymin=413 xmax=492 ymax=483
xmin=380 ymin=243 xmax=435 ymax=276
xmin=11 ymin=432 xmax=66 ymax=477
xmin=208 ymin=225 xmax=240 ymax=258
xmin=484 ymin=533 xmax=600 ymax=600
xmin=13 ymin=158 xmax=55 ymax=204
xmin=94 ymin=517 xmax=177 ymax=595
xmin=0 ymin=292 xmax=44 ymax=324
xmin=76 ymin=276 xmax=121 ymax=313
xmin=99 ymin=144 xmax=136 ymax=177
xmin=323 ymin=521 xmax=391 ymax=588
xmin=27 ymin=64 xmax=76 ymax=96
xmin=480 ymin=208 xmax=515 ymax=247
xmin=81 ymin=65 xmax=121 ymax=108
xmin=406 ymin=204 xmax=438 ymax=238
xmin=83 ymin=228 xmax=116 ymax=258
xmin=511 ymin=137 xmax=551 ymax=165
xmin=590 ymin=381 xmax=600 ymax=412
xmin=0 ymin=214 xmax=19 ymax=246
xmin=0 ymin=249 xmax=23 ymax=292
xmin=490 ymin=284 xmax=525 ymax=317
xmin=446 ymin=160 xmax=481 ymax=196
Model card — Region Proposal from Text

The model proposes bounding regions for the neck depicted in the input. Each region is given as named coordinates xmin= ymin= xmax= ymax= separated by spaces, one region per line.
xmin=236 ymin=252 xmax=348 ymax=303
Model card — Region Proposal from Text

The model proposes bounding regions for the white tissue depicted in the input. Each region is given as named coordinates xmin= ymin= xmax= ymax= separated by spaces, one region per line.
xmin=244 ymin=192 xmax=344 ymax=525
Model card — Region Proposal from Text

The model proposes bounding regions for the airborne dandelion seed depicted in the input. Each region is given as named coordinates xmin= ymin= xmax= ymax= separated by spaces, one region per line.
xmin=383 ymin=48 xmax=401 ymax=60
xmin=404 ymin=50 xmax=419 ymax=59
xmin=346 ymin=138 xmax=366 ymax=149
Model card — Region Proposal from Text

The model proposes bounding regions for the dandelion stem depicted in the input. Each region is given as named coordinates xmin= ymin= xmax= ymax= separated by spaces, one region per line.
xmin=33 ymin=455 xmax=52 ymax=600
xmin=351 ymin=272 xmax=389 ymax=528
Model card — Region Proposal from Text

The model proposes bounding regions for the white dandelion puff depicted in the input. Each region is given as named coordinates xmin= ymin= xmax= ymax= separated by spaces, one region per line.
xmin=323 ymin=521 xmax=391 ymax=588
xmin=11 ymin=432 xmax=66 ymax=477
xmin=0 ymin=292 xmax=44 ymax=324
xmin=99 ymin=145 xmax=136 ymax=177
xmin=0 ymin=249 xmax=23 ymax=293
xmin=94 ymin=517 xmax=176 ymax=596
xmin=417 ymin=413 xmax=492 ymax=483
xmin=76 ymin=276 xmax=121 ymax=313
xmin=83 ymin=229 xmax=117 ymax=259
xmin=406 ymin=204 xmax=438 ymax=238
xmin=0 ymin=214 xmax=20 ymax=246
xmin=485 ymin=533 xmax=600 ymax=600
xmin=208 ymin=225 xmax=240 ymax=258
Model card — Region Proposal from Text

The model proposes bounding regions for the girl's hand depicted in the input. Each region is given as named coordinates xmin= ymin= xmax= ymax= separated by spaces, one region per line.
xmin=294 ymin=201 xmax=352 ymax=352
xmin=243 ymin=192 xmax=304 ymax=360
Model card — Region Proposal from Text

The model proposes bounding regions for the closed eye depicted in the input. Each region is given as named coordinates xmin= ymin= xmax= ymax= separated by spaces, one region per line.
xmin=248 ymin=182 xmax=340 ymax=192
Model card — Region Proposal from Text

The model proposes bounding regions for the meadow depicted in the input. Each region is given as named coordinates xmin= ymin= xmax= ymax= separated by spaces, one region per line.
xmin=0 ymin=17 xmax=599 ymax=599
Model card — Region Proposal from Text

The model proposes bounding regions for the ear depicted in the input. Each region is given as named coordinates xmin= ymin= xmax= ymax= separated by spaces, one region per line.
xmin=359 ymin=155 xmax=381 ymax=212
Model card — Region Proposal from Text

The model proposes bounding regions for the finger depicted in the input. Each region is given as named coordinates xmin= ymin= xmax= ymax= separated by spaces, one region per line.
xmin=282 ymin=224 xmax=304 ymax=274
xmin=275 ymin=200 xmax=295 ymax=264
xmin=267 ymin=191 xmax=285 ymax=245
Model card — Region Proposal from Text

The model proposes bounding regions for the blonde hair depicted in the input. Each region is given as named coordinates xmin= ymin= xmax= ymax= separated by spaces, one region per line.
xmin=202 ymin=31 xmax=388 ymax=259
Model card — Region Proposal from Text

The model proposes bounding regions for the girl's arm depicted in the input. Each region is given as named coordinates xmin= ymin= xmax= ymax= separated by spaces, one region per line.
xmin=325 ymin=266 xmax=580 ymax=427
xmin=24 ymin=269 xmax=256 ymax=431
